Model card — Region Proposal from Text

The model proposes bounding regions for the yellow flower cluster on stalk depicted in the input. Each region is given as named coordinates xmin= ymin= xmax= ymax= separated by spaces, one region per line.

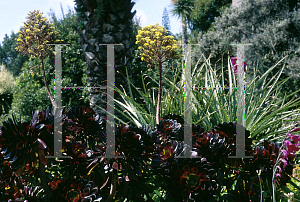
xmin=14 ymin=9 xmax=62 ymax=108
xmin=14 ymin=10 xmax=62 ymax=74
xmin=135 ymin=23 xmax=179 ymax=67
xmin=136 ymin=23 xmax=179 ymax=125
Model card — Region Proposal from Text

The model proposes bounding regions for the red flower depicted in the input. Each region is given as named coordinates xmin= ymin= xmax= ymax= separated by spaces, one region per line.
xmin=274 ymin=122 xmax=300 ymax=185
xmin=284 ymin=140 xmax=299 ymax=154
xmin=231 ymin=57 xmax=248 ymax=74
xmin=287 ymin=133 xmax=300 ymax=146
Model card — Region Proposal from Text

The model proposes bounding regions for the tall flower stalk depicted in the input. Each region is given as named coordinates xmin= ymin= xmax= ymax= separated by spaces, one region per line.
xmin=135 ymin=23 xmax=179 ymax=125
xmin=272 ymin=121 xmax=300 ymax=201
xmin=15 ymin=10 xmax=62 ymax=110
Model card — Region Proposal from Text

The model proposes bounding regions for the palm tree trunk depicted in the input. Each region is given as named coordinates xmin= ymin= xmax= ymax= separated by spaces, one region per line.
xmin=75 ymin=0 xmax=136 ymax=121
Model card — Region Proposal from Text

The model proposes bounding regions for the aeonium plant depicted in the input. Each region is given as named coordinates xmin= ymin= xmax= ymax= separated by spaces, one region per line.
xmin=0 ymin=106 xmax=157 ymax=201
xmin=136 ymin=23 xmax=180 ymax=125
xmin=0 ymin=106 xmax=299 ymax=201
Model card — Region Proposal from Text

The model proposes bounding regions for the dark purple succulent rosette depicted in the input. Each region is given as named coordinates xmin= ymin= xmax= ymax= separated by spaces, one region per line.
xmin=1 ymin=109 xmax=299 ymax=201
xmin=0 ymin=109 xmax=61 ymax=201
xmin=53 ymin=106 xmax=108 ymax=177
xmin=49 ymin=178 xmax=101 ymax=202
xmin=113 ymin=123 xmax=156 ymax=174
xmin=62 ymin=106 xmax=107 ymax=149
xmin=164 ymin=158 xmax=218 ymax=202
xmin=151 ymin=115 xmax=185 ymax=172
xmin=157 ymin=114 xmax=185 ymax=140
xmin=0 ymin=111 xmax=49 ymax=177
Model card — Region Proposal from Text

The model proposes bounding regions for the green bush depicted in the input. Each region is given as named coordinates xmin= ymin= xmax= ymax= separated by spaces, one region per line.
xmin=0 ymin=64 xmax=15 ymax=93
xmin=193 ymin=0 xmax=300 ymax=97
xmin=8 ymin=58 xmax=53 ymax=122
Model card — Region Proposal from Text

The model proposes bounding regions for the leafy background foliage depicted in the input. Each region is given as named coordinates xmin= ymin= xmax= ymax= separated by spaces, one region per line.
xmin=0 ymin=32 xmax=29 ymax=77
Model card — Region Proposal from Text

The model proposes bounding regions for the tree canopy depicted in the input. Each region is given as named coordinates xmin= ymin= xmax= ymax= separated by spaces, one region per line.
xmin=193 ymin=0 xmax=300 ymax=95
xmin=0 ymin=32 xmax=29 ymax=77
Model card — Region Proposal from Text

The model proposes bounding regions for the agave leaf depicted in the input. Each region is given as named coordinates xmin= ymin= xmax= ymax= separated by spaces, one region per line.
xmin=113 ymin=93 xmax=145 ymax=128
xmin=114 ymin=50 xmax=300 ymax=149
xmin=113 ymin=68 xmax=160 ymax=127
xmin=249 ymin=63 xmax=285 ymax=129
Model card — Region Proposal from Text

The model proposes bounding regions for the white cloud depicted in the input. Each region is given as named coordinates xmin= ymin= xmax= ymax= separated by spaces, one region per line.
xmin=135 ymin=9 xmax=147 ymax=26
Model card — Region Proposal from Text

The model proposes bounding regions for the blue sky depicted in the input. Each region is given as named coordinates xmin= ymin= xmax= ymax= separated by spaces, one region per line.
xmin=0 ymin=0 xmax=181 ymax=45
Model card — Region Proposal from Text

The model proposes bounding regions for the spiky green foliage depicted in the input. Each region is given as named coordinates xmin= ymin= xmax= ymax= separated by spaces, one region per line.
xmin=114 ymin=51 xmax=300 ymax=140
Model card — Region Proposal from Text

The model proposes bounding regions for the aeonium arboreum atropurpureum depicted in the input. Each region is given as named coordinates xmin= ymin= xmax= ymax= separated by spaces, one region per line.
xmin=1 ymin=108 xmax=300 ymax=201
